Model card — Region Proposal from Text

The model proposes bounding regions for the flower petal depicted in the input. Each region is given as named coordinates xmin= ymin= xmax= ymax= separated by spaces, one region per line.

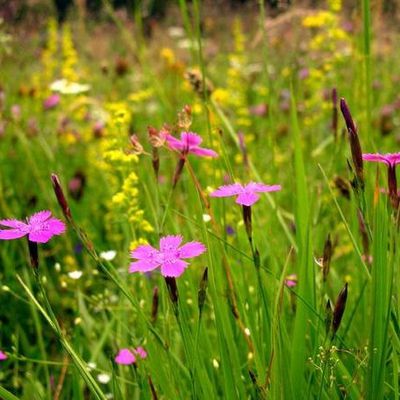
xmin=181 ymin=131 xmax=202 ymax=147
xmin=130 ymin=244 xmax=159 ymax=260
xmin=362 ymin=153 xmax=389 ymax=164
xmin=165 ymin=134 xmax=184 ymax=151
xmin=115 ymin=349 xmax=136 ymax=365
xmin=245 ymin=182 xmax=282 ymax=193
xmin=28 ymin=230 xmax=54 ymax=243
xmin=28 ymin=210 xmax=52 ymax=225
xmin=190 ymin=147 xmax=219 ymax=158
xmin=134 ymin=346 xmax=147 ymax=359
xmin=179 ymin=241 xmax=206 ymax=258
xmin=383 ymin=153 xmax=400 ymax=166
xmin=129 ymin=259 xmax=159 ymax=273
xmin=46 ymin=218 xmax=66 ymax=235
xmin=159 ymin=235 xmax=183 ymax=252
xmin=160 ymin=259 xmax=188 ymax=277
xmin=236 ymin=192 xmax=259 ymax=206
xmin=0 ymin=229 xmax=27 ymax=240
xmin=0 ymin=219 xmax=26 ymax=229
xmin=210 ymin=183 xmax=244 ymax=198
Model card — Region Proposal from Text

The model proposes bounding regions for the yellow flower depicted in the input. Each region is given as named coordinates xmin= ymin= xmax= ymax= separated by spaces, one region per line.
xmin=211 ymin=88 xmax=230 ymax=106
xmin=160 ymin=47 xmax=176 ymax=66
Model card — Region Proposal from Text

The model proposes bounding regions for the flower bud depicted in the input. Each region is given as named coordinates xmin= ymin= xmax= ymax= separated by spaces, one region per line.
xmin=340 ymin=98 xmax=364 ymax=188
xmin=332 ymin=282 xmax=348 ymax=337
xmin=198 ymin=267 xmax=208 ymax=317
xmin=51 ymin=173 xmax=72 ymax=222
xmin=129 ymin=134 xmax=144 ymax=155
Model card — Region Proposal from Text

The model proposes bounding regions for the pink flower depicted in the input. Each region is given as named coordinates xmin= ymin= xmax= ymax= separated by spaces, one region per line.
xmin=43 ymin=94 xmax=60 ymax=110
xmin=129 ymin=235 xmax=206 ymax=278
xmin=285 ymin=274 xmax=297 ymax=288
xmin=0 ymin=351 xmax=7 ymax=361
xmin=210 ymin=182 xmax=282 ymax=206
xmin=165 ymin=132 xmax=218 ymax=158
xmin=134 ymin=346 xmax=147 ymax=359
xmin=115 ymin=349 xmax=136 ymax=365
xmin=0 ymin=210 xmax=66 ymax=243
xmin=362 ymin=152 xmax=400 ymax=167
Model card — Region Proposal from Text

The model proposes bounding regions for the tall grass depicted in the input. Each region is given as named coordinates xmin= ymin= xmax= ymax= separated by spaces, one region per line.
xmin=0 ymin=0 xmax=399 ymax=398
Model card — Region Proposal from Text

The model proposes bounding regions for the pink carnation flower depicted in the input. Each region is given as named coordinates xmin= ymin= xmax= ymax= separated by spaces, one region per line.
xmin=135 ymin=346 xmax=147 ymax=359
xmin=0 ymin=210 xmax=66 ymax=243
xmin=362 ymin=152 xmax=400 ymax=166
xmin=43 ymin=94 xmax=60 ymax=110
xmin=129 ymin=235 xmax=206 ymax=278
xmin=0 ymin=351 xmax=7 ymax=361
xmin=115 ymin=349 xmax=136 ymax=365
xmin=165 ymin=132 xmax=218 ymax=158
xmin=210 ymin=182 xmax=282 ymax=206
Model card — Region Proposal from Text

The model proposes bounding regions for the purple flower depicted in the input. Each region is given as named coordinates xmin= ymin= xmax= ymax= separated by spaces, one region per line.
xmin=0 ymin=351 xmax=7 ymax=361
xmin=43 ymin=94 xmax=60 ymax=110
xmin=0 ymin=210 xmax=66 ymax=243
xmin=129 ymin=235 xmax=206 ymax=278
xmin=166 ymin=132 xmax=218 ymax=158
xmin=362 ymin=152 xmax=400 ymax=166
xmin=115 ymin=349 xmax=136 ymax=365
xmin=210 ymin=182 xmax=282 ymax=206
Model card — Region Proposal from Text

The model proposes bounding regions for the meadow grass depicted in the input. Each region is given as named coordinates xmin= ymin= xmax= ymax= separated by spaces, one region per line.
xmin=1 ymin=0 xmax=400 ymax=398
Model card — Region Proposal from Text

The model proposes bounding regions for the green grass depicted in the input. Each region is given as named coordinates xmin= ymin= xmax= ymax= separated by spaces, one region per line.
xmin=0 ymin=1 xmax=400 ymax=398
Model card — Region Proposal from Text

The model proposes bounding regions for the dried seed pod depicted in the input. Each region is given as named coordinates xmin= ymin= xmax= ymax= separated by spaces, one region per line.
xmin=185 ymin=69 xmax=213 ymax=98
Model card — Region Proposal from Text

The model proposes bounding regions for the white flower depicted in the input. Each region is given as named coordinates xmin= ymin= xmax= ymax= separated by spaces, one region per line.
xmin=97 ymin=373 xmax=111 ymax=384
xmin=100 ymin=250 xmax=117 ymax=261
xmin=68 ymin=270 xmax=83 ymax=280
xmin=87 ymin=362 xmax=97 ymax=371
xmin=202 ymin=214 xmax=211 ymax=223
xmin=50 ymin=79 xmax=90 ymax=95
xmin=167 ymin=26 xmax=185 ymax=38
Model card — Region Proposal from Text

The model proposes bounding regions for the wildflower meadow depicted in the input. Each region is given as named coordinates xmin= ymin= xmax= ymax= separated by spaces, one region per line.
xmin=1 ymin=0 xmax=400 ymax=398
